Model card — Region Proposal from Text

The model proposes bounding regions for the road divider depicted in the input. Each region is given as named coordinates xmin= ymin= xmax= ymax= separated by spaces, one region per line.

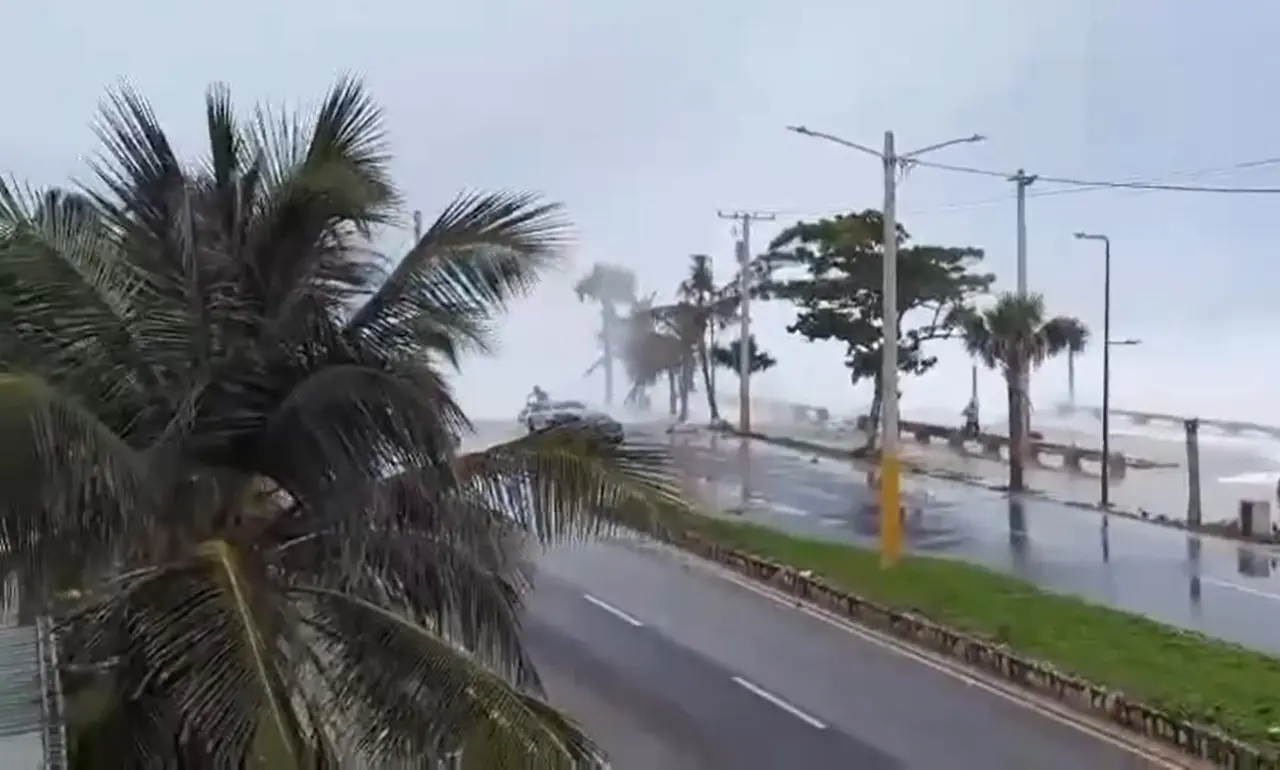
xmin=636 ymin=512 xmax=1280 ymax=768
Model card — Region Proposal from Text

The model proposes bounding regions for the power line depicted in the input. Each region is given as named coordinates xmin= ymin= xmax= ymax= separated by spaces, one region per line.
xmin=744 ymin=155 xmax=1280 ymax=219
xmin=908 ymin=156 xmax=1280 ymax=193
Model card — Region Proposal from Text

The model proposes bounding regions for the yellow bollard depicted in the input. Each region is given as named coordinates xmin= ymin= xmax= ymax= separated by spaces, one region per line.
xmin=879 ymin=451 xmax=902 ymax=567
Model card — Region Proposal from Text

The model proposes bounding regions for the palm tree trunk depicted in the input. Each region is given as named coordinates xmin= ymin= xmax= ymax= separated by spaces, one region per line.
xmin=602 ymin=306 xmax=616 ymax=406
xmin=699 ymin=342 xmax=719 ymax=421
xmin=678 ymin=360 xmax=692 ymax=422
xmin=667 ymin=370 xmax=678 ymax=416
xmin=1006 ymin=368 xmax=1025 ymax=492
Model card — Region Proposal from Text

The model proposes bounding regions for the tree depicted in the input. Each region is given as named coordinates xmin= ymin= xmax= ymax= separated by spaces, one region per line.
xmin=624 ymin=295 xmax=697 ymax=420
xmin=760 ymin=209 xmax=993 ymax=451
xmin=575 ymin=263 xmax=637 ymax=406
xmin=669 ymin=254 xmax=738 ymax=422
xmin=961 ymin=292 xmax=1089 ymax=492
xmin=0 ymin=78 xmax=691 ymax=768
xmin=711 ymin=334 xmax=776 ymax=379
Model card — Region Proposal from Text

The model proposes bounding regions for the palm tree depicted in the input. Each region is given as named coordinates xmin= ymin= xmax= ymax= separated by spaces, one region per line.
xmin=961 ymin=292 xmax=1089 ymax=492
xmin=575 ymin=263 xmax=637 ymax=407
xmin=621 ymin=295 xmax=687 ymax=418
xmin=672 ymin=255 xmax=738 ymax=422
xmin=711 ymin=334 xmax=776 ymax=381
xmin=0 ymin=79 xmax=690 ymax=768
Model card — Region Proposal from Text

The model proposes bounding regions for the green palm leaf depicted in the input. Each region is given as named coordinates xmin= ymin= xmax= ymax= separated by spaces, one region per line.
xmin=1 ymin=77 xmax=693 ymax=768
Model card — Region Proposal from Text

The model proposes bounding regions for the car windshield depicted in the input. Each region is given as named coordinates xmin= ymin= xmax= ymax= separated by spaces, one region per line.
xmin=553 ymin=401 xmax=587 ymax=411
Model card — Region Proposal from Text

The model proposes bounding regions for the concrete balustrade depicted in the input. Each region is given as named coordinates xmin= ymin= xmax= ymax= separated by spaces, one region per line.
xmin=728 ymin=397 xmax=1143 ymax=479
xmin=895 ymin=418 xmax=1131 ymax=479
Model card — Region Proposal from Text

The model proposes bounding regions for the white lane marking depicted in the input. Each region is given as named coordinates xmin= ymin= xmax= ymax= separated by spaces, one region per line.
xmin=634 ymin=540 xmax=1187 ymax=768
xmin=583 ymin=593 xmax=644 ymax=627
xmin=732 ymin=676 xmax=828 ymax=729
xmin=1200 ymin=576 xmax=1280 ymax=601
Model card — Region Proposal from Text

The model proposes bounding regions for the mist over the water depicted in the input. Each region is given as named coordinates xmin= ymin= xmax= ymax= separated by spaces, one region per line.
xmin=458 ymin=275 xmax=1277 ymax=428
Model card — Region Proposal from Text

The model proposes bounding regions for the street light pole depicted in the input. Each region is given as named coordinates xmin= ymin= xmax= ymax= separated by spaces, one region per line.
xmin=789 ymin=125 xmax=985 ymax=567
xmin=1074 ymin=232 xmax=1123 ymax=507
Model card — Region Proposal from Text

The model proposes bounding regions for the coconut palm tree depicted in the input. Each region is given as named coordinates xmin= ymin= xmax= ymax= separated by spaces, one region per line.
xmin=672 ymin=254 xmax=738 ymax=422
xmin=620 ymin=295 xmax=686 ymax=417
xmin=575 ymin=263 xmax=637 ymax=407
xmin=0 ymin=78 xmax=690 ymax=769
xmin=961 ymin=292 xmax=1089 ymax=492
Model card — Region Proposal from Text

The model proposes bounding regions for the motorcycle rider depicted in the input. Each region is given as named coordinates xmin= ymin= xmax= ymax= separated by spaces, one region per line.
xmin=961 ymin=398 xmax=981 ymax=439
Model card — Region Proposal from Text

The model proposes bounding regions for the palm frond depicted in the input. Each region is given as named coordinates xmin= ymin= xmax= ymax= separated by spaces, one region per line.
xmin=0 ymin=78 xmax=686 ymax=767
xmin=346 ymin=191 xmax=570 ymax=365
xmin=455 ymin=425 xmax=691 ymax=542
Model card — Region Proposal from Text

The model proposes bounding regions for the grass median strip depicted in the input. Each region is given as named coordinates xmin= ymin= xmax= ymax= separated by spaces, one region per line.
xmin=676 ymin=512 xmax=1280 ymax=749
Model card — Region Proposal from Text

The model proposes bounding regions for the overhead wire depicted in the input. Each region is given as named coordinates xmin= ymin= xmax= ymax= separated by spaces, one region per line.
xmin=906 ymin=155 xmax=1280 ymax=194
xmin=753 ymin=155 xmax=1280 ymax=220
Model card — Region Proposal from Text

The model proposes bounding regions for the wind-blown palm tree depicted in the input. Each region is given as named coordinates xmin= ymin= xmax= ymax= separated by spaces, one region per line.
xmin=620 ymin=295 xmax=686 ymax=417
xmin=0 ymin=79 xmax=689 ymax=768
xmin=575 ymin=263 xmax=637 ymax=407
xmin=961 ymin=292 xmax=1089 ymax=492
xmin=672 ymin=254 xmax=738 ymax=422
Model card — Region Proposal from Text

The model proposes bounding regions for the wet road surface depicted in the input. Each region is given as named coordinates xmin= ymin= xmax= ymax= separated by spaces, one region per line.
xmin=529 ymin=538 xmax=1151 ymax=769
xmin=673 ymin=431 xmax=1280 ymax=654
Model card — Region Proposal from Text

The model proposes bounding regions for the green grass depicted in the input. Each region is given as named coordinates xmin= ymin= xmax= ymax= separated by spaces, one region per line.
xmin=677 ymin=513 xmax=1280 ymax=748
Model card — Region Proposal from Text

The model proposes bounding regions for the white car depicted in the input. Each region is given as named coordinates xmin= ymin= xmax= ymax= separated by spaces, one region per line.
xmin=525 ymin=400 xmax=625 ymax=444
xmin=525 ymin=400 xmax=588 ymax=431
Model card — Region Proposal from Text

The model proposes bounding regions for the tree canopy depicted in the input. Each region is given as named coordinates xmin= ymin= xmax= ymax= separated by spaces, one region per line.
xmin=712 ymin=334 xmax=776 ymax=377
xmin=0 ymin=77 xmax=690 ymax=768
xmin=760 ymin=209 xmax=993 ymax=401
xmin=961 ymin=291 xmax=1088 ymax=491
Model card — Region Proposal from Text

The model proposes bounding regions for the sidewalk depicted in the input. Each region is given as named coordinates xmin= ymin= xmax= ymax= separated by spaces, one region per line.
xmin=753 ymin=421 xmax=1276 ymax=528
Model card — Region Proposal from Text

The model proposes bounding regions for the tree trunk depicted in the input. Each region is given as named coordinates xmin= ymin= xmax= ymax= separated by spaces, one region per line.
xmin=860 ymin=372 xmax=884 ymax=453
xmin=602 ymin=307 xmax=616 ymax=406
xmin=699 ymin=342 xmax=719 ymax=421
xmin=1006 ymin=368 xmax=1025 ymax=492
xmin=678 ymin=359 xmax=693 ymax=422
xmin=667 ymin=370 xmax=678 ymax=416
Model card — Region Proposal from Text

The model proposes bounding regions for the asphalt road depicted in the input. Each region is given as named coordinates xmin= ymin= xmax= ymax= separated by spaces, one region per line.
xmin=526 ymin=537 xmax=1153 ymax=769
xmin=673 ymin=431 xmax=1280 ymax=654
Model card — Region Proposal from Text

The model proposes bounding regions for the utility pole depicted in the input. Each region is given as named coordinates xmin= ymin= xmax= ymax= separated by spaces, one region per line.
xmin=717 ymin=210 xmax=775 ymax=434
xmin=786 ymin=125 xmax=985 ymax=568
xmin=1010 ymin=170 xmax=1037 ymax=446
xmin=1011 ymin=170 xmax=1037 ymax=295
xmin=412 ymin=210 xmax=423 ymax=242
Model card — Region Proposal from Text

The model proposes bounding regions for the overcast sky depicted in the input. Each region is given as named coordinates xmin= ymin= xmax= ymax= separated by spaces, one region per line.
xmin=7 ymin=0 xmax=1280 ymax=421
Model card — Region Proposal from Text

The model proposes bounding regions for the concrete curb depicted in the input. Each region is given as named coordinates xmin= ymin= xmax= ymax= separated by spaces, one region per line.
xmin=722 ymin=426 xmax=1280 ymax=548
xmin=648 ymin=524 xmax=1275 ymax=768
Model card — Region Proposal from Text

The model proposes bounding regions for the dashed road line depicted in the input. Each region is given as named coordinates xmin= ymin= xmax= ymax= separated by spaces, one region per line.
xmin=582 ymin=593 xmax=645 ymax=627
xmin=732 ymin=676 xmax=828 ymax=729
xmin=626 ymin=537 xmax=1189 ymax=768
xmin=1200 ymin=576 xmax=1280 ymax=602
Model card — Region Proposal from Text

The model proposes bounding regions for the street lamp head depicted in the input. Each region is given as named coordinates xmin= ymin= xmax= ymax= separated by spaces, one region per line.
xmin=786 ymin=125 xmax=812 ymax=136
xmin=965 ymin=134 xmax=988 ymax=144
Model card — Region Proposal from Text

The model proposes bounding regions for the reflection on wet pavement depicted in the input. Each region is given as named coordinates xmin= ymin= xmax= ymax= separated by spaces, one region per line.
xmin=670 ymin=431 xmax=1280 ymax=655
